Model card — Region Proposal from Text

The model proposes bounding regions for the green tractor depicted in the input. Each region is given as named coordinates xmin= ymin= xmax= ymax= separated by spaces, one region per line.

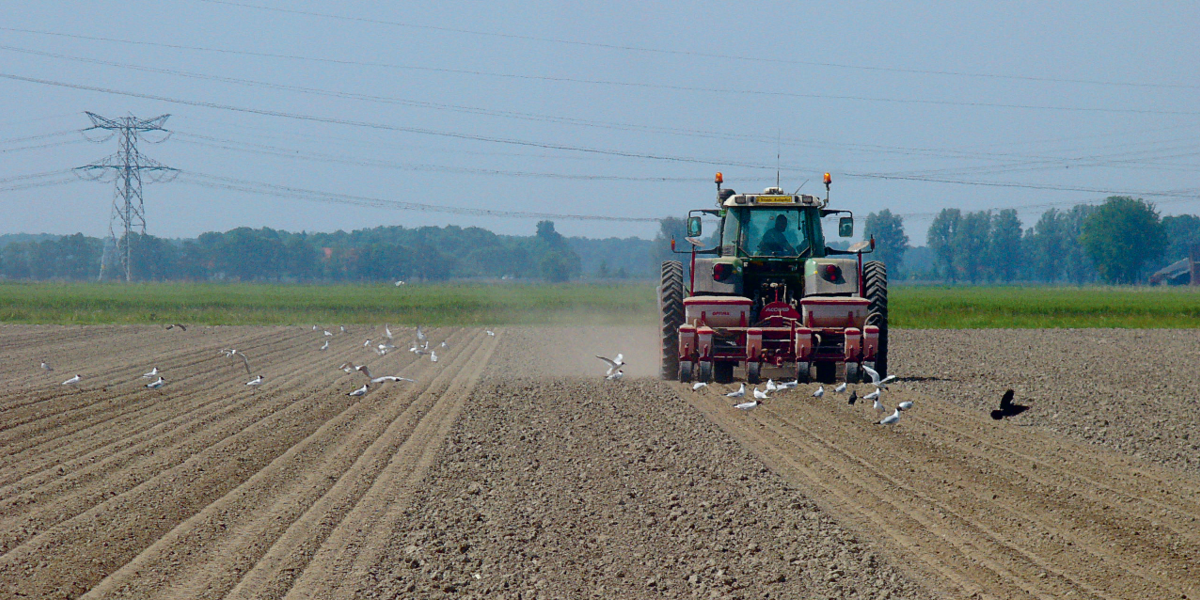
xmin=659 ymin=172 xmax=887 ymax=384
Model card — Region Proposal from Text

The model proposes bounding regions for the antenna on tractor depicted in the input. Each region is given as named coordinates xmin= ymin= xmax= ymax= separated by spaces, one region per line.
xmin=775 ymin=129 xmax=781 ymax=189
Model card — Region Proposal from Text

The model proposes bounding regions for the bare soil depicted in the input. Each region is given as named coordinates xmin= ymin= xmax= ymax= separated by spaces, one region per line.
xmin=0 ymin=324 xmax=1197 ymax=599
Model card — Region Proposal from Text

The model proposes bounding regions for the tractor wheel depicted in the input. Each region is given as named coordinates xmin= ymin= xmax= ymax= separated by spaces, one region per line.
xmin=713 ymin=361 xmax=735 ymax=384
xmin=697 ymin=361 xmax=713 ymax=383
xmin=815 ymin=361 xmax=837 ymax=384
xmin=863 ymin=260 xmax=889 ymax=378
xmin=845 ymin=362 xmax=861 ymax=384
xmin=796 ymin=361 xmax=811 ymax=383
xmin=746 ymin=361 xmax=762 ymax=384
xmin=659 ymin=260 xmax=685 ymax=380
xmin=679 ymin=360 xmax=694 ymax=383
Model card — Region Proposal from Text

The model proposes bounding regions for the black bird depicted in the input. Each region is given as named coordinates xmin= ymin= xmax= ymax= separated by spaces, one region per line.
xmin=991 ymin=389 xmax=1029 ymax=420
xmin=847 ymin=390 xmax=858 ymax=405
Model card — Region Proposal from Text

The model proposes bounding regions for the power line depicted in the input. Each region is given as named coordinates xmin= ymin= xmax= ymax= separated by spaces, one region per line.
xmin=1 ymin=31 xmax=1194 ymax=117
xmin=193 ymin=0 xmax=1199 ymax=91
xmin=176 ymin=171 xmax=665 ymax=222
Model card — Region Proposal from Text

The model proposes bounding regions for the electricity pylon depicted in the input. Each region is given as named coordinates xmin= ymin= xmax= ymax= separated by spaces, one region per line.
xmin=76 ymin=112 xmax=177 ymax=281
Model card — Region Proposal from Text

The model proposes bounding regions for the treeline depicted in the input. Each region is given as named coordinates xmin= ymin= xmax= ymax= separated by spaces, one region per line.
xmin=0 ymin=221 xmax=658 ymax=283
xmin=867 ymin=197 xmax=1200 ymax=284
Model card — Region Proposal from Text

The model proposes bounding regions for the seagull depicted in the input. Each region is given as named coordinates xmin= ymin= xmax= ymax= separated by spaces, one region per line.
xmin=385 ymin=324 xmax=394 ymax=340
xmin=596 ymin=354 xmax=625 ymax=376
xmin=879 ymin=408 xmax=901 ymax=425
xmin=312 ymin=325 xmax=319 ymax=331
xmin=605 ymin=370 xmax=624 ymax=381
xmin=847 ymin=390 xmax=858 ymax=405
xmin=221 ymin=349 xmax=252 ymax=375
xmin=394 ymin=280 xmax=406 ymax=286
xmin=339 ymin=362 xmax=355 ymax=374
xmin=371 ymin=375 xmax=416 ymax=384
xmin=725 ymin=383 xmax=745 ymax=398
xmin=734 ymin=399 xmax=760 ymax=410
xmin=898 ymin=400 xmax=913 ymax=411
xmin=363 ymin=339 xmax=373 ymax=347
xmin=991 ymin=389 xmax=1029 ymax=420
xmin=812 ymin=386 xmax=824 ymax=398
xmin=62 ymin=374 xmax=82 ymax=386
xmin=873 ymin=397 xmax=886 ymax=412
xmin=440 ymin=341 xmax=447 ymax=348
xmin=320 ymin=340 xmax=330 ymax=351
xmin=142 ymin=367 xmax=159 ymax=378
xmin=246 ymin=375 xmax=264 ymax=386
xmin=166 ymin=323 xmax=186 ymax=331
xmin=777 ymin=380 xmax=798 ymax=390
xmin=692 ymin=382 xmax=707 ymax=391
xmin=486 ymin=330 xmax=496 ymax=337
xmin=348 ymin=384 xmax=369 ymax=397
xmin=416 ymin=326 xmax=426 ymax=342
xmin=766 ymin=379 xmax=777 ymax=392
xmin=834 ymin=382 xmax=847 ymax=393
xmin=40 ymin=361 xmax=53 ymax=372
xmin=753 ymin=387 xmax=769 ymax=400
xmin=864 ymin=388 xmax=882 ymax=402
xmin=323 ymin=330 xmax=333 ymax=337
xmin=340 ymin=325 xmax=347 ymax=333
xmin=355 ymin=364 xmax=372 ymax=379
xmin=429 ymin=351 xmax=438 ymax=363
xmin=862 ymin=364 xmax=897 ymax=388
xmin=146 ymin=376 xmax=165 ymax=389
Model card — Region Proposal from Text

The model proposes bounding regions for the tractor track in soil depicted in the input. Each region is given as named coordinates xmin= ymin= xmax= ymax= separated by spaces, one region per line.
xmin=0 ymin=324 xmax=1197 ymax=599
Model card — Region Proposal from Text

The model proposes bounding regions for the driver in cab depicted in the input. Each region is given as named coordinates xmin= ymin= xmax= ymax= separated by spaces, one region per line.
xmin=757 ymin=214 xmax=798 ymax=256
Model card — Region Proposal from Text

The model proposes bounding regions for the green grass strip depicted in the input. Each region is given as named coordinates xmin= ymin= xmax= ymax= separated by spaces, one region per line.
xmin=0 ymin=282 xmax=1197 ymax=328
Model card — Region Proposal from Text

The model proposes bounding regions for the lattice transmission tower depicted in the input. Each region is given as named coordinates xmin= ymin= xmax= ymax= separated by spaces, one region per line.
xmin=75 ymin=112 xmax=177 ymax=281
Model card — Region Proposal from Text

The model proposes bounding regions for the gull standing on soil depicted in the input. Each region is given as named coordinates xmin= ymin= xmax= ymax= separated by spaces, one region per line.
xmin=726 ymin=383 xmax=745 ymax=398
xmin=430 ymin=351 xmax=438 ymax=363
xmin=323 ymin=330 xmax=333 ymax=337
xmin=777 ymin=380 xmax=797 ymax=390
xmin=766 ymin=379 xmax=778 ymax=392
xmin=143 ymin=367 xmax=159 ymax=378
xmin=146 ymin=376 xmax=166 ymax=389
xmin=812 ymin=386 xmax=824 ymax=398
xmin=41 ymin=361 xmax=53 ymax=372
xmin=734 ymin=400 xmax=760 ymax=410
xmin=834 ymin=382 xmax=846 ymax=393
xmin=898 ymin=400 xmax=913 ymax=411
xmin=879 ymin=408 xmax=901 ymax=425
xmin=62 ymin=374 xmax=82 ymax=386
xmin=753 ymin=387 xmax=769 ymax=400
xmin=364 ymin=339 xmax=373 ymax=348
xmin=693 ymin=382 xmax=707 ymax=391
xmin=486 ymin=330 xmax=496 ymax=337
xmin=595 ymin=354 xmax=625 ymax=377
xmin=605 ymin=370 xmax=623 ymax=381
xmin=847 ymin=390 xmax=858 ymax=405
xmin=246 ymin=375 xmax=264 ymax=386
xmin=348 ymin=383 xmax=369 ymax=397
xmin=864 ymin=388 xmax=882 ymax=401
xmin=862 ymin=364 xmax=897 ymax=388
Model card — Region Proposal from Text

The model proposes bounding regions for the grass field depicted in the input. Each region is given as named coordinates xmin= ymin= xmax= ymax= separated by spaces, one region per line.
xmin=0 ymin=282 xmax=1197 ymax=328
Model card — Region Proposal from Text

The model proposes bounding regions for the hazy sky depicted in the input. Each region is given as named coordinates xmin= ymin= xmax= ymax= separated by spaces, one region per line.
xmin=1 ymin=1 xmax=1197 ymax=242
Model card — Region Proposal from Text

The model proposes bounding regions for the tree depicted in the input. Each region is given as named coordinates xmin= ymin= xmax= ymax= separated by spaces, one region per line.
xmin=1079 ymin=197 xmax=1166 ymax=284
xmin=952 ymin=211 xmax=991 ymax=284
xmin=988 ymin=210 xmax=1022 ymax=282
xmin=1162 ymin=214 xmax=1200 ymax=264
xmin=927 ymin=209 xmax=961 ymax=282
xmin=863 ymin=209 xmax=909 ymax=275
xmin=1060 ymin=205 xmax=1099 ymax=284
xmin=540 ymin=250 xmax=572 ymax=282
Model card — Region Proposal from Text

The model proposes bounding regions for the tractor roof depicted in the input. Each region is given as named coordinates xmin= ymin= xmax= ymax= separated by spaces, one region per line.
xmin=721 ymin=187 xmax=825 ymax=209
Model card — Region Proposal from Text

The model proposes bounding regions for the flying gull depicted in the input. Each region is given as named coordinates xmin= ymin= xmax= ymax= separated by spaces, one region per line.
xmin=862 ymin=364 xmax=897 ymax=388
xmin=596 ymin=354 xmax=625 ymax=377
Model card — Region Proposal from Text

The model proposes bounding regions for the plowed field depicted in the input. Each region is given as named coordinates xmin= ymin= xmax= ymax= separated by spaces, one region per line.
xmin=1 ymin=324 xmax=1197 ymax=599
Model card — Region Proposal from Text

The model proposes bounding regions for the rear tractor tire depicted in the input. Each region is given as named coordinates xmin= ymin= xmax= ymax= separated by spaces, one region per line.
xmin=713 ymin=361 xmax=735 ymax=384
xmin=659 ymin=261 xmax=685 ymax=380
xmin=697 ymin=361 xmax=713 ymax=383
xmin=795 ymin=361 xmax=811 ymax=383
xmin=863 ymin=260 xmax=889 ymax=378
xmin=679 ymin=360 xmax=694 ymax=383
xmin=746 ymin=362 xmax=762 ymax=384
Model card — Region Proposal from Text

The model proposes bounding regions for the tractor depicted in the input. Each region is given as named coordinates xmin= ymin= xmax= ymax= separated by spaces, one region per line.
xmin=659 ymin=172 xmax=888 ymax=384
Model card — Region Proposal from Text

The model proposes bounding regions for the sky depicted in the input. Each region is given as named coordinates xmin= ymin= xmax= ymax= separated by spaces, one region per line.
xmin=1 ymin=1 xmax=1198 ymax=243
